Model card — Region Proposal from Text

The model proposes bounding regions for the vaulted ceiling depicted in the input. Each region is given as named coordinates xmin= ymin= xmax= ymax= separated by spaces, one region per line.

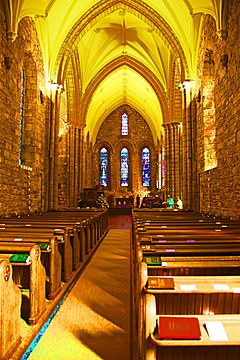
xmin=2 ymin=0 xmax=228 ymax=143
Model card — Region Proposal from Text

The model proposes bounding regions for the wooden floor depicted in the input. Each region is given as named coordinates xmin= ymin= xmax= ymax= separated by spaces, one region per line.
xmin=22 ymin=216 xmax=132 ymax=360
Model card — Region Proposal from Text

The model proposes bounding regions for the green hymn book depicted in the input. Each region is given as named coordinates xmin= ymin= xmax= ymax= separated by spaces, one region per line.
xmin=143 ymin=256 xmax=162 ymax=266
xmin=39 ymin=243 xmax=50 ymax=251
xmin=9 ymin=253 xmax=31 ymax=263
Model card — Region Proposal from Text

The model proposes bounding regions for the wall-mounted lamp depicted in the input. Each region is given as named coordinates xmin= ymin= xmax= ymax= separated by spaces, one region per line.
xmin=40 ymin=90 xmax=45 ymax=104
xmin=4 ymin=56 xmax=12 ymax=69
xmin=197 ymin=90 xmax=201 ymax=103
xmin=58 ymin=117 xmax=70 ymax=141
xmin=221 ymin=54 xmax=228 ymax=67
xmin=47 ymin=81 xmax=63 ymax=92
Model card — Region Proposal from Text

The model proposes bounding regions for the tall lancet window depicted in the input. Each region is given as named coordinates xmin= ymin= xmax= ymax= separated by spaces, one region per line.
xmin=120 ymin=148 xmax=129 ymax=186
xmin=19 ymin=69 xmax=25 ymax=165
xmin=121 ymin=113 xmax=128 ymax=135
xmin=100 ymin=147 xmax=109 ymax=187
xmin=142 ymin=148 xmax=150 ymax=186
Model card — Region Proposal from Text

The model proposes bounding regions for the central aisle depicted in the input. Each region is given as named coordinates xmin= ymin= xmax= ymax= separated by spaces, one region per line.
xmin=27 ymin=218 xmax=132 ymax=360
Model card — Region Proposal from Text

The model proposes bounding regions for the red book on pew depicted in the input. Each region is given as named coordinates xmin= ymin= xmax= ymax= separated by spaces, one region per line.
xmin=148 ymin=276 xmax=175 ymax=289
xmin=158 ymin=316 xmax=201 ymax=340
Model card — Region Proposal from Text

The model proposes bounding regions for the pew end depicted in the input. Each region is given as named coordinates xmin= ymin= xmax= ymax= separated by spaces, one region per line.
xmin=0 ymin=259 xmax=22 ymax=360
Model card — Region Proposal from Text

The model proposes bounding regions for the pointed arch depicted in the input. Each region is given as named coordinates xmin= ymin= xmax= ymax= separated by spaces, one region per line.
xmin=120 ymin=147 xmax=129 ymax=187
xmin=141 ymin=147 xmax=151 ymax=187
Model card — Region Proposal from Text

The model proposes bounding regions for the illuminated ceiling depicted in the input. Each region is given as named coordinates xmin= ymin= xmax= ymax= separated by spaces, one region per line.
xmin=3 ymin=0 xmax=228 ymax=143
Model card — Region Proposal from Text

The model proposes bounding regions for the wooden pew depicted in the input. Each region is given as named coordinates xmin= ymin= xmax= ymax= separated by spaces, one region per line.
xmin=145 ymin=275 xmax=240 ymax=315
xmin=145 ymin=294 xmax=240 ymax=360
xmin=0 ymin=259 xmax=22 ymax=360
xmin=141 ymin=243 xmax=240 ymax=258
xmin=0 ymin=243 xmax=46 ymax=325
xmin=0 ymin=227 xmax=72 ymax=283
xmin=144 ymin=255 xmax=240 ymax=277
xmin=0 ymin=218 xmax=96 ymax=271
xmin=135 ymin=226 xmax=240 ymax=236
xmin=0 ymin=235 xmax=61 ymax=299
xmin=139 ymin=234 xmax=240 ymax=244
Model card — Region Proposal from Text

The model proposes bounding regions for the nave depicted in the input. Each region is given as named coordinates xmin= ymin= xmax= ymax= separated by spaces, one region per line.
xmin=22 ymin=216 xmax=132 ymax=360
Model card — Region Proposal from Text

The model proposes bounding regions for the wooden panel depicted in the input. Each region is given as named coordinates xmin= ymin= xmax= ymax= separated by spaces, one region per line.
xmin=0 ymin=259 xmax=22 ymax=360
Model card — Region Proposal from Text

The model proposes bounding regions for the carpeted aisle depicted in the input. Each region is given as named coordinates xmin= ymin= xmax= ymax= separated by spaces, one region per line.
xmin=27 ymin=218 xmax=132 ymax=360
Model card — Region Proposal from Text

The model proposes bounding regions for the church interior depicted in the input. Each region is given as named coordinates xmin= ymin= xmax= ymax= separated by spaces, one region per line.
xmin=1 ymin=0 xmax=240 ymax=359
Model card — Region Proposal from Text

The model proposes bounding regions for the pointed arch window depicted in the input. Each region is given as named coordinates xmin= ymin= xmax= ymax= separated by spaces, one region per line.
xmin=120 ymin=148 xmax=129 ymax=186
xmin=100 ymin=148 xmax=109 ymax=187
xmin=142 ymin=147 xmax=150 ymax=186
xmin=121 ymin=113 xmax=128 ymax=135
xmin=19 ymin=69 xmax=25 ymax=165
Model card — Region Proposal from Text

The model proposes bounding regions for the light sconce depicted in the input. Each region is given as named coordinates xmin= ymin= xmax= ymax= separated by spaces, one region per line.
xmin=40 ymin=90 xmax=45 ymax=104
xmin=179 ymin=79 xmax=192 ymax=92
xmin=197 ymin=90 xmax=201 ymax=103
xmin=4 ymin=56 xmax=12 ymax=69
xmin=47 ymin=81 xmax=63 ymax=92
xmin=220 ymin=54 xmax=228 ymax=67
xmin=58 ymin=117 xmax=70 ymax=141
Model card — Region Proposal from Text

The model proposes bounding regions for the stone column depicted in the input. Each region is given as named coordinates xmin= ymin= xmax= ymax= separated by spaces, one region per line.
xmin=48 ymin=83 xmax=62 ymax=210
xmin=163 ymin=122 xmax=182 ymax=200
xmin=162 ymin=124 xmax=170 ymax=199
xmin=181 ymin=83 xmax=195 ymax=210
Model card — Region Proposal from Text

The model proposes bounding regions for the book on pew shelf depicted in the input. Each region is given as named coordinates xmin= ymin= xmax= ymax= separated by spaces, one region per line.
xmin=39 ymin=243 xmax=51 ymax=251
xmin=141 ymin=245 xmax=156 ymax=252
xmin=148 ymin=276 xmax=175 ymax=289
xmin=143 ymin=256 xmax=162 ymax=266
xmin=140 ymin=236 xmax=152 ymax=242
xmin=138 ymin=227 xmax=146 ymax=232
xmin=204 ymin=321 xmax=228 ymax=341
xmin=9 ymin=253 xmax=31 ymax=264
xmin=158 ymin=316 xmax=201 ymax=340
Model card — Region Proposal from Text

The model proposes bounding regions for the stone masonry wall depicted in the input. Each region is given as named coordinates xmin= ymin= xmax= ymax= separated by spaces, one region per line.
xmin=0 ymin=14 xmax=48 ymax=216
xmin=196 ymin=1 xmax=240 ymax=219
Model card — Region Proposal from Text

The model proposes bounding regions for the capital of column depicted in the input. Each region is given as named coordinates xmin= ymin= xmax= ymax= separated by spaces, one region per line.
xmin=3 ymin=0 xmax=21 ymax=42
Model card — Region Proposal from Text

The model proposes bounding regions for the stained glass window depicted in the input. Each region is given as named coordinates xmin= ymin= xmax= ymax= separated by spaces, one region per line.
xmin=19 ymin=69 xmax=25 ymax=165
xmin=120 ymin=148 xmax=129 ymax=186
xmin=100 ymin=148 xmax=108 ymax=187
xmin=121 ymin=113 xmax=128 ymax=135
xmin=142 ymin=148 xmax=150 ymax=186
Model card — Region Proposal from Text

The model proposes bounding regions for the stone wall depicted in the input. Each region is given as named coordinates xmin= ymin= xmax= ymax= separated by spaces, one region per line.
xmin=0 ymin=14 xmax=48 ymax=216
xmin=92 ymin=105 xmax=157 ymax=194
xmin=196 ymin=1 xmax=240 ymax=219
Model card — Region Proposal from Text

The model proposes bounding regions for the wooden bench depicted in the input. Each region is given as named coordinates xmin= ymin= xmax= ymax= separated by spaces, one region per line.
xmin=141 ymin=243 xmax=240 ymax=258
xmin=0 ymin=226 xmax=72 ymax=282
xmin=0 ymin=218 xmax=97 ymax=271
xmin=0 ymin=235 xmax=61 ymax=299
xmin=0 ymin=243 xmax=46 ymax=325
xmin=0 ymin=259 xmax=22 ymax=360
xmin=142 ymin=254 xmax=240 ymax=277
xmin=145 ymin=275 xmax=240 ymax=315
xmin=145 ymin=298 xmax=240 ymax=360
xmin=139 ymin=234 xmax=240 ymax=244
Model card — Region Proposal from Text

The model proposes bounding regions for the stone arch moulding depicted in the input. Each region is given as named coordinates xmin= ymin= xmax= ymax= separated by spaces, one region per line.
xmin=95 ymin=141 xmax=114 ymax=155
xmin=114 ymin=139 xmax=135 ymax=153
xmin=54 ymin=0 xmax=189 ymax=86
xmin=81 ymin=55 xmax=170 ymax=128
xmin=137 ymin=139 xmax=155 ymax=151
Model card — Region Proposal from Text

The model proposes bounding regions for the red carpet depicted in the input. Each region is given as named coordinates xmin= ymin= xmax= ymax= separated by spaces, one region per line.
xmin=109 ymin=215 xmax=132 ymax=230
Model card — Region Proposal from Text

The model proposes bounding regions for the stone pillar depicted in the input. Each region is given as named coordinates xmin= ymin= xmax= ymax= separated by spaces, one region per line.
xmin=181 ymin=83 xmax=195 ymax=210
xmin=163 ymin=122 xmax=182 ymax=200
xmin=48 ymin=84 xmax=62 ymax=210
xmin=163 ymin=124 xmax=170 ymax=199
xmin=172 ymin=122 xmax=182 ymax=198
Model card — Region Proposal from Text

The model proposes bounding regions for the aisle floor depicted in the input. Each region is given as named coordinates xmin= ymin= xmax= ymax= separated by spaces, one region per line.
xmin=26 ymin=216 xmax=132 ymax=360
